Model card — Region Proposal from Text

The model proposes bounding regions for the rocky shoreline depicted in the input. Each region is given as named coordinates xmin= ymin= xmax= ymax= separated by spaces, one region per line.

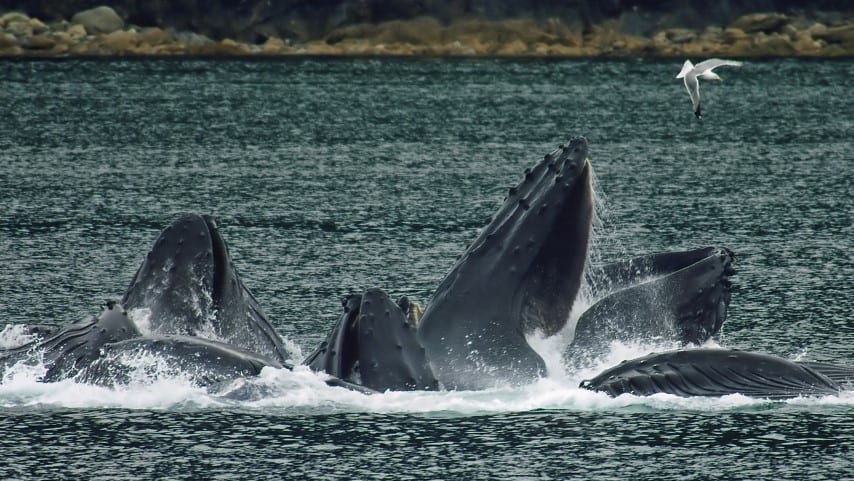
xmin=1 ymin=6 xmax=852 ymax=58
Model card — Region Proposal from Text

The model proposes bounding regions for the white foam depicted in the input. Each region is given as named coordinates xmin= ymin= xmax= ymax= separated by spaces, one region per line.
xmin=2 ymin=338 xmax=850 ymax=412
xmin=0 ymin=324 xmax=42 ymax=349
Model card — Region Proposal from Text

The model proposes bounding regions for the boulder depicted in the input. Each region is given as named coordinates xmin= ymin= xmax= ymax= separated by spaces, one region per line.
xmin=71 ymin=6 xmax=124 ymax=35
xmin=261 ymin=36 xmax=288 ymax=54
xmin=811 ymin=24 xmax=854 ymax=46
xmin=174 ymin=31 xmax=213 ymax=47
xmin=729 ymin=13 xmax=788 ymax=34
xmin=664 ymin=28 xmax=696 ymax=43
xmin=5 ymin=20 xmax=33 ymax=38
xmin=496 ymin=39 xmax=528 ymax=56
xmin=0 ymin=45 xmax=22 ymax=55
xmin=0 ymin=12 xmax=29 ymax=24
xmin=28 ymin=18 xmax=48 ymax=34
xmin=139 ymin=27 xmax=173 ymax=46
xmin=753 ymin=32 xmax=795 ymax=55
xmin=24 ymin=35 xmax=55 ymax=50
xmin=0 ymin=32 xmax=17 ymax=48
xmin=67 ymin=24 xmax=88 ymax=41
xmin=723 ymin=27 xmax=748 ymax=43
xmin=100 ymin=30 xmax=139 ymax=53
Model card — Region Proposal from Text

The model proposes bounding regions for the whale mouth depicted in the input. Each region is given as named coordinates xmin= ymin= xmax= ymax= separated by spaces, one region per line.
xmin=416 ymin=137 xmax=594 ymax=389
xmin=121 ymin=214 xmax=288 ymax=362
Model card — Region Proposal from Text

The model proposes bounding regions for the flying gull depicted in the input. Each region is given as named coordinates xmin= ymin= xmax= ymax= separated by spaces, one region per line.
xmin=676 ymin=59 xmax=743 ymax=119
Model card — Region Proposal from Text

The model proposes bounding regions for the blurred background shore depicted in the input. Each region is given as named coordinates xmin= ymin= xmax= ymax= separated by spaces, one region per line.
xmin=0 ymin=1 xmax=851 ymax=58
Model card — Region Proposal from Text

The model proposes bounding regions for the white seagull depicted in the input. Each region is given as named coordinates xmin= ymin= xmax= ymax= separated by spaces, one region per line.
xmin=676 ymin=59 xmax=743 ymax=119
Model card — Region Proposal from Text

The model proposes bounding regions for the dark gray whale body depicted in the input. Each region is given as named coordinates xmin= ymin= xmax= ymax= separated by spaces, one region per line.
xmin=580 ymin=349 xmax=854 ymax=399
xmin=2 ymin=136 xmax=849 ymax=400
xmin=566 ymin=246 xmax=735 ymax=369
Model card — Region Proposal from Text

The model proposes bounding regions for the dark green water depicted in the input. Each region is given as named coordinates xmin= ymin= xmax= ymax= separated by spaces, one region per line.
xmin=0 ymin=58 xmax=852 ymax=479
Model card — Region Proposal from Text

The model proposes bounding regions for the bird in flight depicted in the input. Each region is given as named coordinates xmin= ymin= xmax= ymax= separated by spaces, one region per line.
xmin=676 ymin=59 xmax=743 ymax=119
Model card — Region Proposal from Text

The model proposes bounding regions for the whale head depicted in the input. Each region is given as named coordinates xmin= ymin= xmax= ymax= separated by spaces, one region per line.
xmin=417 ymin=137 xmax=594 ymax=389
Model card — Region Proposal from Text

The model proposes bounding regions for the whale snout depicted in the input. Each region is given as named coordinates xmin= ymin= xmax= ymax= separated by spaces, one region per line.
xmin=558 ymin=136 xmax=588 ymax=167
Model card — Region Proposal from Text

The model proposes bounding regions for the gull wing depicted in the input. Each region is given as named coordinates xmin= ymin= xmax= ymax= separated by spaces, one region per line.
xmin=693 ymin=58 xmax=743 ymax=74
xmin=684 ymin=74 xmax=701 ymax=115
xmin=676 ymin=59 xmax=694 ymax=79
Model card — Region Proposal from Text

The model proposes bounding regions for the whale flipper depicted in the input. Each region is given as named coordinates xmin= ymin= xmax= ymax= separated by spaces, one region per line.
xmin=122 ymin=214 xmax=288 ymax=363
xmin=580 ymin=349 xmax=845 ymax=399
xmin=566 ymin=247 xmax=734 ymax=368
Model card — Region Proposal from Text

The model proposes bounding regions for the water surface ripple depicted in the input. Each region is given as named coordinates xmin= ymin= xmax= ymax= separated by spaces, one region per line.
xmin=0 ymin=58 xmax=852 ymax=479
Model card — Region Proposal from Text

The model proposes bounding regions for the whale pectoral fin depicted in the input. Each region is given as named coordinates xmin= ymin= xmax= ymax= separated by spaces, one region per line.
xmin=122 ymin=214 xmax=288 ymax=363
xmin=588 ymin=247 xmax=723 ymax=296
xmin=664 ymin=247 xmax=734 ymax=344
xmin=581 ymin=349 xmax=842 ymax=399
xmin=357 ymin=289 xmax=438 ymax=391
xmin=569 ymin=247 xmax=735 ymax=365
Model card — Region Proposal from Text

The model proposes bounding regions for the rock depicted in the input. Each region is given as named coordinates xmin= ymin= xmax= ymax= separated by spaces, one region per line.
xmin=373 ymin=17 xmax=442 ymax=46
xmin=811 ymin=24 xmax=854 ymax=46
xmin=100 ymin=30 xmax=139 ymax=53
xmin=723 ymin=27 xmax=748 ymax=43
xmin=791 ymin=31 xmax=821 ymax=54
xmin=0 ymin=12 xmax=29 ymax=24
xmin=729 ymin=13 xmax=789 ymax=34
xmin=0 ymin=32 xmax=17 ymax=48
xmin=24 ymin=35 xmax=55 ymax=50
xmin=5 ymin=20 xmax=33 ymax=38
xmin=152 ymin=43 xmax=188 ymax=55
xmin=49 ymin=20 xmax=72 ymax=32
xmin=542 ymin=17 xmax=581 ymax=47
xmin=781 ymin=24 xmax=799 ymax=39
xmin=664 ymin=28 xmax=696 ymax=43
xmin=28 ymin=18 xmax=48 ymax=34
xmin=302 ymin=40 xmax=343 ymax=55
xmin=325 ymin=23 xmax=378 ymax=45
xmin=189 ymin=38 xmax=251 ymax=56
xmin=0 ymin=45 xmax=23 ymax=56
xmin=51 ymin=41 xmax=70 ymax=55
xmin=67 ymin=24 xmax=87 ymax=41
xmin=71 ymin=6 xmax=124 ymax=35
xmin=543 ymin=43 xmax=585 ymax=56
xmin=807 ymin=22 xmax=828 ymax=37
xmin=139 ymin=27 xmax=173 ymax=46
xmin=753 ymin=32 xmax=795 ymax=55
xmin=496 ymin=39 xmax=528 ymax=55
xmin=261 ymin=36 xmax=288 ymax=54
xmin=174 ymin=31 xmax=213 ymax=47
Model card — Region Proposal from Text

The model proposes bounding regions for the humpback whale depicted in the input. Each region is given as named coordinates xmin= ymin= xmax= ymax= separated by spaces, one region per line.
xmin=580 ymin=349 xmax=854 ymax=399
xmin=2 ymin=135 xmax=847 ymax=400
xmin=301 ymin=138 xmax=732 ymax=390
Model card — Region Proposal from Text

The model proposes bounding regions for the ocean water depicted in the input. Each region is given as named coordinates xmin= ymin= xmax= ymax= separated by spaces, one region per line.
xmin=0 ymin=58 xmax=852 ymax=479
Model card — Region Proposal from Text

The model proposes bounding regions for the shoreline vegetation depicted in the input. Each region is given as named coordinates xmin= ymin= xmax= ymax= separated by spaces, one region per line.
xmin=1 ymin=6 xmax=852 ymax=59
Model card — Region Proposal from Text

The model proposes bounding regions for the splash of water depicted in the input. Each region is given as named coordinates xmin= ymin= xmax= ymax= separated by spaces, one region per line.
xmin=0 ymin=324 xmax=41 ymax=349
